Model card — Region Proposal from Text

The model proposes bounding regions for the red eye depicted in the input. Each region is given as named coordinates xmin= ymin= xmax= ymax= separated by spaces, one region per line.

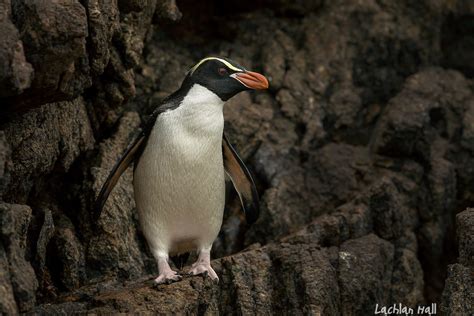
xmin=218 ymin=67 xmax=228 ymax=76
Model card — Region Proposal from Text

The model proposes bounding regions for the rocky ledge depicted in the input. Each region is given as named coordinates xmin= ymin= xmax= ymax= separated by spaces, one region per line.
xmin=0 ymin=0 xmax=473 ymax=314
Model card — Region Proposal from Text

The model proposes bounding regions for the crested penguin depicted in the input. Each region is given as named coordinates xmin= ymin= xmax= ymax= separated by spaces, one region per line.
xmin=95 ymin=57 xmax=269 ymax=284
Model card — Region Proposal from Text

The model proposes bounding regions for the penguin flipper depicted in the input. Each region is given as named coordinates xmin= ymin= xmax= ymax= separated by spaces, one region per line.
xmin=92 ymin=101 xmax=177 ymax=222
xmin=222 ymin=133 xmax=259 ymax=224
xmin=93 ymin=133 xmax=145 ymax=221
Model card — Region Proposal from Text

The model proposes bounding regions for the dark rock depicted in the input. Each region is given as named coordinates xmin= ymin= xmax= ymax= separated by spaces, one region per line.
xmin=368 ymin=177 xmax=412 ymax=241
xmin=371 ymin=68 xmax=471 ymax=159
xmin=441 ymin=264 xmax=473 ymax=315
xmin=118 ymin=0 xmax=147 ymax=14
xmin=338 ymin=234 xmax=394 ymax=315
xmin=0 ymin=244 xmax=18 ymax=315
xmin=87 ymin=112 xmax=151 ymax=280
xmin=7 ymin=0 xmax=90 ymax=110
xmin=0 ymin=203 xmax=37 ymax=313
xmin=224 ymin=91 xmax=274 ymax=159
xmin=84 ymin=0 xmax=120 ymax=77
xmin=34 ymin=301 xmax=88 ymax=315
xmin=2 ymin=97 xmax=95 ymax=203
xmin=35 ymin=209 xmax=54 ymax=273
xmin=1 ymin=0 xmax=473 ymax=314
xmin=0 ymin=131 xmax=11 ymax=199
xmin=51 ymin=215 xmax=86 ymax=291
xmin=0 ymin=0 xmax=33 ymax=98
xmin=441 ymin=209 xmax=474 ymax=314
xmin=33 ymin=208 xmax=55 ymax=298
xmin=390 ymin=248 xmax=424 ymax=306
xmin=442 ymin=14 xmax=474 ymax=77
xmin=153 ymin=0 xmax=182 ymax=22
xmin=456 ymin=208 xmax=474 ymax=267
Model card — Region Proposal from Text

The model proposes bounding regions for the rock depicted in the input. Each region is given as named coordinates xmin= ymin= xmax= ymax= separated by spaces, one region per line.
xmin=6 ymin=0 xmax=90 ymax=110
xmin=390 ymin=248 xmax=424 ymax=306
xmin=33 ymin=208 xmax=55 ymax=298
xmin=0 ymin=131 xmax=11 ymax=198
xmin=368 ymin=178 xmax=408 ymax=241
xmin=456 ymin=209 xmax=474 ymax=267
xmin=0 ymin=203 xmax=37 ymax=313
xmin=86 ymin=112 xmax=152 ymax=280
xmin=441 ymin=208 xmax=474 ymax=315
xmin=0 ymin=0 xmax=473 ymax=313
xmin=338 ymin=234 xmax=394 ymax=315
xmin=0 ymin=0 xmax=33 ymax=98
xmin=441 ymin=264 xmax=473 ymax=315
xmin=153 ymin=0 xmax=182 ymax=22
xmin=51 ymin=215 xmax=86 ymax=291
xmin=371 ymin=68 xmax=471 ymax=159
xmin=85 ymin=0 xmax=120 ymax=77
xmin=35 ymin=209 xmax=54 ymax=273
xmin=0 ymin=245 xmax=18 ymax=315
xmin=2 ymin=97 xmax=95 ymax=203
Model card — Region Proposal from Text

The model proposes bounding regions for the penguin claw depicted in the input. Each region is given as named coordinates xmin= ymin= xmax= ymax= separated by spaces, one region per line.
xmin=188 ymin=264 xmax=219 ymax=282
xmin=154 ymin=270 xmax=181 ymax=284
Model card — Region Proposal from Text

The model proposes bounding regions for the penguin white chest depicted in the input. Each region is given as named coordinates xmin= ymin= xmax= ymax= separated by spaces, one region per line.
xmin=133 ymin=84 xmax=226 ymax=255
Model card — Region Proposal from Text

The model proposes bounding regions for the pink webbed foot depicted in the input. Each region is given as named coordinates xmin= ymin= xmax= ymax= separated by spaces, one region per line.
xmin=154 ymin=269 xmax=182 ymax=284
xmin=188 ymin=263 xmax=219 ymax=281
xmin=188 ymin=250 xmax=219 ymax=282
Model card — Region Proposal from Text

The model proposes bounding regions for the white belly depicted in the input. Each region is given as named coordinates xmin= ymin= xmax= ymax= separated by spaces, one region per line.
xmin=133 ymin=84 xmax=226 ymax=255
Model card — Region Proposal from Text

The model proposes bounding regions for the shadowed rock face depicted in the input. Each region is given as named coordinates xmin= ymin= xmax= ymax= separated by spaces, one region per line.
xmin=0 ymin=0 xmax=473 ymax=314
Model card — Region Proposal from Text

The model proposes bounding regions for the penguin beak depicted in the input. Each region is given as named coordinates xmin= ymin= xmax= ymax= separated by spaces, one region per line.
xmin=231 ymin=71 xmax=269 ymax=90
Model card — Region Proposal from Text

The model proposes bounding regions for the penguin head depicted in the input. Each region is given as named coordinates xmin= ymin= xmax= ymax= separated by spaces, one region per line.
xmin=185 ymin=57 xmax=269 ymax=101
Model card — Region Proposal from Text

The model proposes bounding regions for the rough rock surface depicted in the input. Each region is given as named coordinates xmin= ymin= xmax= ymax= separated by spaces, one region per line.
xmin=0 ymin=203 xmax=36 ymax=314
xmin=0 ymin=0 xmax=473 ymax=314
xmin=441 ymin=208 xmax=474 ymax=315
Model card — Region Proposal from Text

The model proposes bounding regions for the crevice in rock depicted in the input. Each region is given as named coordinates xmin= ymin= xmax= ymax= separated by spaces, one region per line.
xmin=442 ymin=14 xmax=474 ymax=78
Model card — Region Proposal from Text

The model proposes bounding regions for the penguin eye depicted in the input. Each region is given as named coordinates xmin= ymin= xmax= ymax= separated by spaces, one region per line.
xmin=218 ymin=67 xmax=228 ymax=76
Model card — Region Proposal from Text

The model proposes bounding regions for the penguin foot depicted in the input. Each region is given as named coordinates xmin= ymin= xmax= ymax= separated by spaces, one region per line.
xmin=154 ymin=270 xmax=182 ymax=284
xmin=188 ymin=263 xmax=219 ymax=282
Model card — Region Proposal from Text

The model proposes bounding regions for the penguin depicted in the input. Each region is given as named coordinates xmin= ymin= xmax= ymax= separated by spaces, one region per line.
xmin=94 ymin=57 xmax=269 ymax=284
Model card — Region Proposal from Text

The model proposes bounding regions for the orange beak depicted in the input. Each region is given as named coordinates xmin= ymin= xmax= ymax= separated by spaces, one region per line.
xmin=232 ymin=71 xmax=269 ymax=90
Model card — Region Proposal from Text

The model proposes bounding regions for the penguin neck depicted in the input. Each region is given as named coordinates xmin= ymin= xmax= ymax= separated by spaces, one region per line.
xmin=180 ymin=83 xmax=225 ymax=109
xmin=175 ymin=83 xmax=225 ymax=135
